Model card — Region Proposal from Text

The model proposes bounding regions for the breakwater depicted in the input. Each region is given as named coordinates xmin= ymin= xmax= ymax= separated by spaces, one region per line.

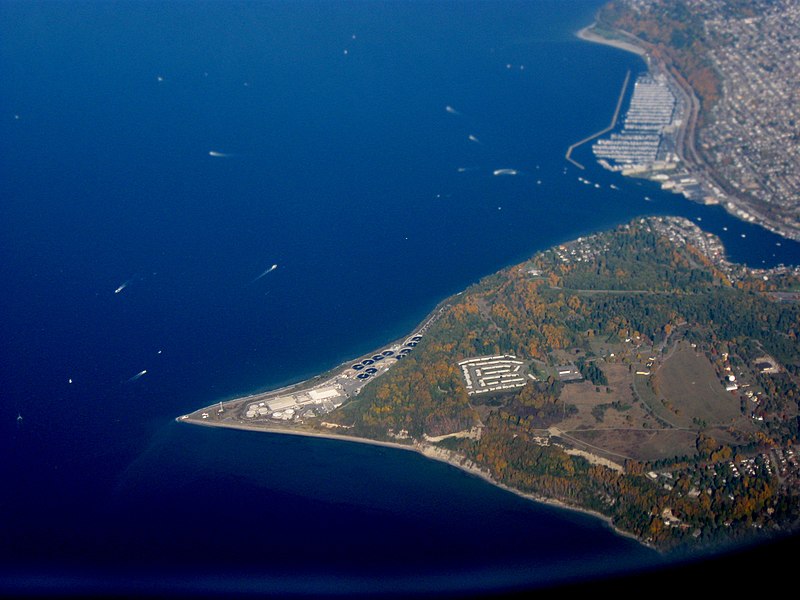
xmin=565 ymin=69 xmax=631 ymax=169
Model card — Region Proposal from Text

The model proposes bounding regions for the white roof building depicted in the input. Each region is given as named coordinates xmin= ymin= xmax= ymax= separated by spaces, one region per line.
xmin=267 ymin=396 xmax=298 ymax=411
xmin=309 ymin=388 xmax=341 ymax=402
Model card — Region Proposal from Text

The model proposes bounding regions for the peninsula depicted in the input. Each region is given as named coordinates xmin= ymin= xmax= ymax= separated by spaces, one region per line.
xmin=575 ymin=0 xmax=800 ymax=242
xmin=181 ymin=216 xmax=800 ymax=553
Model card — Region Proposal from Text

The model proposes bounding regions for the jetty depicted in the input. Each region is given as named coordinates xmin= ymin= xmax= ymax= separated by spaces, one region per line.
xmin=565 ymin=70 xmax=630 ymax=169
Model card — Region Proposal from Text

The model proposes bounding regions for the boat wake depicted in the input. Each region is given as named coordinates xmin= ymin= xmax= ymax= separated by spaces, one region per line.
xmin=127 ymin=370 xmax=147 ymax=383
xmin=114 ymin=275 xmax=138 ymax=295
xmin=250 ymin=264 xmax=278 ymax=284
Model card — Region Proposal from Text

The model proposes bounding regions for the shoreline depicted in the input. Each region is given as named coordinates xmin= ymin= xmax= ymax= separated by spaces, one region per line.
xmin=172 ymin=21 xmax=764 ymax=556
xmin=191 ymin=295 xmax=454 ymax=413
xmin=181 ymin=416 xmax=654 ymax=552
xmin=575 ymin=22 xmax=800 ymax=242
xmin=176 ymin=281 xmax=658 ymax=549
xmin=576 ymin=24 xmax=646 ymax=57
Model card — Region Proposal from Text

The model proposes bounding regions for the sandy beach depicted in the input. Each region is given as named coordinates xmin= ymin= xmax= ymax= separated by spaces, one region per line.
xmin=184 ymin=416 xmax=653 ymax=550
xmin=576 ymin=23 xmax=647 ymax=57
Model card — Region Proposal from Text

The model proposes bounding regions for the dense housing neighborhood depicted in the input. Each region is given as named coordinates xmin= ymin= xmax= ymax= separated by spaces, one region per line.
xmin=595 ymin=0 xmax=800 ymax=240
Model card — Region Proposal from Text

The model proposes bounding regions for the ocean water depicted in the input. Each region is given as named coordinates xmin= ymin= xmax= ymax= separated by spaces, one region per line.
xmin=1 ymin=1 xmax=798 ymax=596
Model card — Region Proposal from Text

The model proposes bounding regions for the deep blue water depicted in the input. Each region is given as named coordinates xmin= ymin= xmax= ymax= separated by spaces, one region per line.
xmin=1 ymin=1 xmax=799 ymax=596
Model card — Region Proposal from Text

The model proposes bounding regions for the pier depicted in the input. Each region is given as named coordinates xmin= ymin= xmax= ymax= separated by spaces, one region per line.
xmin=565 ymin=70 xmax=631 ymax=170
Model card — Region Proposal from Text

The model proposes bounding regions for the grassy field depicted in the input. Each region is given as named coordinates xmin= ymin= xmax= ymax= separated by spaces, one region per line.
xmin=654 ymin=342 xmax=741 ymax=427
xmin=555 ymin=363 xmax=694 ymax=462
xmin=568 ymin=428 xmax=699 ymax=462
xmin=559 ymin=364 xmax=642 ymax=427
xmin=549 ymin=341 xmax=764 ymax=462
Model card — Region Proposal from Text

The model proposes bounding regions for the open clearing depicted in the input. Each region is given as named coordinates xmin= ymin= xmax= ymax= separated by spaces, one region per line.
xmin=567 ymin=428 xmax=698 ymax=462
xmin=558 ymin=363 xmax=656 ymax=431
xmin=653 ymin=342 xmax=741 ymax=427
xmin=555 ymin=363 xmax=682 ymax=461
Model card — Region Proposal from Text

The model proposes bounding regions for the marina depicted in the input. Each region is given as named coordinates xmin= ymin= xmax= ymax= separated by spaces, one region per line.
xmin=592 ymin=73 xmax=679 ymax=170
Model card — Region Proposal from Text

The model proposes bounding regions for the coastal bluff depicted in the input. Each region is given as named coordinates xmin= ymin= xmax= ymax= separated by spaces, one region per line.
xmin=183 ymin=216 xmax=800 ymax=554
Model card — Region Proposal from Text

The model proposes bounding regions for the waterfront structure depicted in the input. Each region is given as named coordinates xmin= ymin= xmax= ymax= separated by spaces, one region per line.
xmin=592 ymin=74 xmax=679 ymax=171
xmin=589 ymin=0 xmax=800 ymax=240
